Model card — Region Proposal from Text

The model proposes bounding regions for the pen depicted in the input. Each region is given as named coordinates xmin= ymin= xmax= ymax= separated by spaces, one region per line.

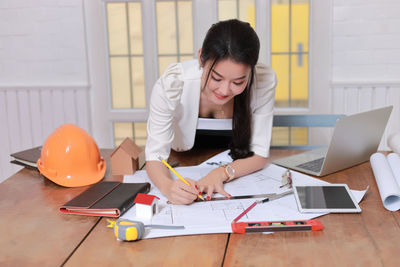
xmin=232 ymin=200 xmax=258 ymax=223
xmin=232 ymin=190 xmax=293 ymax=223
xmin=232 ymin=197 xmax=269 ymax=223
xmin=158 ymin=156 xmax=205 ymax=201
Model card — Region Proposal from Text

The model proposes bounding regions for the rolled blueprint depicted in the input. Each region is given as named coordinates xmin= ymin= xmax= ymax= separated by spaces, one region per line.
xmin=388 ymin=132 xmax=400 ymax=155
xmin=370 ymin=152 xmax=400 ymax=211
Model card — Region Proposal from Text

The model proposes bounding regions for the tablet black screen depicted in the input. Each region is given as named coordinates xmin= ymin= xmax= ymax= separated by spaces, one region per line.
xmin=296 ymin=186 xmax=357 ymax=209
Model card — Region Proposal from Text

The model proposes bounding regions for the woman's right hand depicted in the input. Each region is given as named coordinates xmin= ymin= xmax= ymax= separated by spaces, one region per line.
xmin=163 ymin=178 xmax=201 ymax=205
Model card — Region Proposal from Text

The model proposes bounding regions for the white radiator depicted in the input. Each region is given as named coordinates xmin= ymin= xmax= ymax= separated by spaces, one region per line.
xmin=331 ymin=81 xmax=400 ymax=151
xmin=1 ymin=82 xmax=399 ymax=183
xmin=0 ymin=85 xmax=91 ymax=183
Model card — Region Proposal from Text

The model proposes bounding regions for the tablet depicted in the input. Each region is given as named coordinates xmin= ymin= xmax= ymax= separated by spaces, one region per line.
xmin=293 ymin=184 xmax=361 ymax=213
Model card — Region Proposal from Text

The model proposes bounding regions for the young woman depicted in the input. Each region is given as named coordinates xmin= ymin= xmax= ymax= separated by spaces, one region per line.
xmin=145 ymin=19 xmax=277 ymax=204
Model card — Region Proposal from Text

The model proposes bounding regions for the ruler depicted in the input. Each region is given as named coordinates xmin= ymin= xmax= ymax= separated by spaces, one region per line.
xmin=167 ymin=190 xmax=293 ymax=204
xmin=198 ymin=189 xmax=293 ymax=202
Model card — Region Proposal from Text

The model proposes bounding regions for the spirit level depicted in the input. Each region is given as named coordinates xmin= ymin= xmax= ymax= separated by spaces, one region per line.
xmin=232 ymin=220 xmax=324 ymax=234
xmin=231 ymin=219 xmax=324 ymax=234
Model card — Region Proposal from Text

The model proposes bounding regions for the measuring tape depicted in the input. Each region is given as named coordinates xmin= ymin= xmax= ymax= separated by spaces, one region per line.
xmin=107 ymin=219 xmax=185 ymax=241
xmin=107 ymin=219 xmax=145 ymax=241
xmin=232 ymin=219 xmax=324 ymax=234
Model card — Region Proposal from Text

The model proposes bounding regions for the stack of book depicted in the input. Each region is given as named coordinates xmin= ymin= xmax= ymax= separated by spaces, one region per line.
xmin=10 ymin=146 xmax=41 ymax=169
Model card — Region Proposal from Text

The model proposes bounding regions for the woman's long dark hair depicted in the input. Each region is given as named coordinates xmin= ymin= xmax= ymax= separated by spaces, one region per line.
xmin=200 ymin=19 xmax=260 ymax=160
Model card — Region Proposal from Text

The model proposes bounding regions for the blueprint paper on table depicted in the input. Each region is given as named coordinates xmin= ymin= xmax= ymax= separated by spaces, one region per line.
xmin=122 ymin=150 xmax=367 ymax=239
xmin=198 ymin=149 xmax=233 ymax=167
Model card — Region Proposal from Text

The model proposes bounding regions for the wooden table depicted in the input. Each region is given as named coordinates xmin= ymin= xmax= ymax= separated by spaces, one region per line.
xmin=1 ymin=149 xmax=400 ymax=266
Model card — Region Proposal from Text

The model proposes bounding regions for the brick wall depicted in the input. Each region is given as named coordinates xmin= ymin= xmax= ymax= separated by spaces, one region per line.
xmin=332 ymin=0 xmax=400 ymax=81
xmin=0 ymin=0 xmax=89 ymax=183
xmin=0 ymin=0 xmax=88 ymax=84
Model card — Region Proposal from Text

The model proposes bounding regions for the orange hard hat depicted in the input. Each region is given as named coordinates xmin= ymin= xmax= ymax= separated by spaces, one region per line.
xmin=37 ymin=124 xmax=106 ymax=187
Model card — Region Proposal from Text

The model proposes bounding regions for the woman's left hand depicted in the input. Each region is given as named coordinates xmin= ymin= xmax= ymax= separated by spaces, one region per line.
xmin=197 ymin=167 xmax=231 ymax=200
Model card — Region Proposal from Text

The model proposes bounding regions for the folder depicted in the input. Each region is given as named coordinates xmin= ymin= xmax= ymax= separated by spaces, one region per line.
xmin=60 ymin=181 xmax=151 ymax=217
xmin=10 ymin=146 xmax=42 ymax=169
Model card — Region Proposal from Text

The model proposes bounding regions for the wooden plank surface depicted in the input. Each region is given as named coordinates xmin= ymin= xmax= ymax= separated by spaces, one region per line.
xmin=0 ymin=150 xmax=112 ymax=266
xmin=0 ymin=148 xmax=226 ymax=266
xmin=224 ymin=160 xmax=400 ymax=266
xmin=65 ymin=148 xmax=230 ymax=266
xmin=0 ymin=168 xmax=100 ymax=266
xmin=65 ymin=219 xmax=228 ymax=267
xmin=65 ymin=149 xmax=302 ymax=266
xmin=2 ymin=148 xmax=400 ymax=266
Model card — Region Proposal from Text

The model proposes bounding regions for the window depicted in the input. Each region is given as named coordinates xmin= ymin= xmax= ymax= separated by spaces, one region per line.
xmin=218 ymin=0 xmax=256 ymax=27
xmin=114 ymin=122 xmax=147 ymax=147
xmin=271 ymin=0 xmax=310 ymax=147
xmin=106 ymin=2 xmax=146 ymax=109
xmin=106 ymin=0 xmax=194 ymax=147
xmin=156 ymin=0 xmax=194 ymax=75
xmin=99 ymin=0 xmax=313 ymax=148
xmin=271 ymin=0 xmax=309 ymax=108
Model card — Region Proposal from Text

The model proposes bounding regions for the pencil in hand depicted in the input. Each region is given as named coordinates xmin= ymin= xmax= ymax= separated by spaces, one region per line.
xmin=158 ymin=156 xmax=205 ymax=201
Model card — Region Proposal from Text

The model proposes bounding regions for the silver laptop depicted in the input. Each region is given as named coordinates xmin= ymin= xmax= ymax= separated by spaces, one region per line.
xmin=273 ymin=106 xmax=393 ymax=176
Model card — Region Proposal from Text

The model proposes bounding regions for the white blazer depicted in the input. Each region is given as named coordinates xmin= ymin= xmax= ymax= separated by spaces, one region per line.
xmin=145 ymin=59 xmax=277 ymax=161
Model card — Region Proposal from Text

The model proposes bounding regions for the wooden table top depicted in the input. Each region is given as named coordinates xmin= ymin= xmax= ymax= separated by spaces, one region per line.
xmin=1 ymin=148 xmax=400 ymax=266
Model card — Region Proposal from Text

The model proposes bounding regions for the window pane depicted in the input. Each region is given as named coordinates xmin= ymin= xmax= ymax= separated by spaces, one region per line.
xmin=178 ymin=1 xmax=193 ymax=54
xmin=114 ymin=122 xmax=147 ymax=148
xmin=107 ymin=2 xmax=145 ymax=110
xmin=271 ymin=54 xmax=289 ymax=107
xmin=271 ymin=0 xmax=289 ymax=53
xmin=107 ymin=3 xmax=128 ymax=55
xmin=271 ymin=0 xmax=310 ymax=146
xmin=114 ymin=122 xmax=133 ymax=147
xmin=291 ymin=127 xmax=307 ymax=145
xmin=134 ymin=122 xmax=147 ymax=147
xmin=110 ymin=57 xmax=131 ymax=108
xmin=158 ymin=56 xmax=178 ymax=76
xmin=291 ymin=0 xmax=309 ymax=52
xmin=239 ymin=0 xmax=255 ymax=27
xmin=271 ymin=127 xmax=308 ymax=146
xmin=156 ymin=0 xmax=193 ymax=75
xmin=181 ymin=55 xmax=194 ymax=62
xmin=128 ymin=2 xmax=143 ymax=54
xmin=218 ymin=0 xmax=255 ymax=28
xmin=291 ymin=54 xmax=308 ymax=107
xmin=156 ymin=1 xmax=177 ymax=54
xmin=271 ymin=127 xmax=289 ymax=146
xmin=271 ymin=0 xmax=309 ymax=108
xmin=218 ymin=0 xmax=237 ymax=21
xmin=131 ymin=57 xmax=146 ymax=108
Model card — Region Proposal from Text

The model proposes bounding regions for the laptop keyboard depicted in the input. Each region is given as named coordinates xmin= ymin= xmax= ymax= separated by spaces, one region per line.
xmin=296 ymin=157 xmax=325 ymax=173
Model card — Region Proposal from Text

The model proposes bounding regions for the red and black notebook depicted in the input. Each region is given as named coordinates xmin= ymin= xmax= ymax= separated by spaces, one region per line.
xmin=60 ymin=181 xmax=151 ymax=217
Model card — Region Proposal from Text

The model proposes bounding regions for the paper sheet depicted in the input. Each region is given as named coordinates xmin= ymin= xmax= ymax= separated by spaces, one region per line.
xmin=122 ymin=150 xmax=367 ymax=239
xmin=370 ymin=152 xmax=400 ymax=211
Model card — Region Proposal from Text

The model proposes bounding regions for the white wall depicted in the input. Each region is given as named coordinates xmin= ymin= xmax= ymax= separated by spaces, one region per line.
xmin=0 ymin=0 xmax=88 ymax=84
xmin=332 ymin=0 xmax=400 ymax=81
xmin=1 ymin=0 xmax=400 ymax=183
xmin=330 ymin=0 xmax=400 ymax=149
xmin=0 ymin=0 xmax=90 ymax=182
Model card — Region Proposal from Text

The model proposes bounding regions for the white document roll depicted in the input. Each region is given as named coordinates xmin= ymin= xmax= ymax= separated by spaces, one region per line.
xmin=370 ymin=153 xmax=400 ymax=211
xmin=387 ymin=153 xmax=400 ymax=185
